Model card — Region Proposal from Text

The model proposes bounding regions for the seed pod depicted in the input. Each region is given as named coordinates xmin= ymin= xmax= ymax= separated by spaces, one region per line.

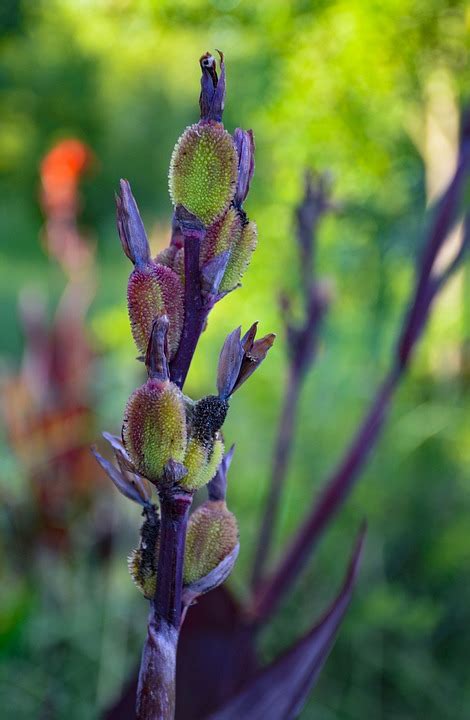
xmin=219 ymin=219 xmax=258 ymax=293
xmin=191 ymin=395 xmax=229 ymax=443
xmin=169 ymin=123 xmax=238 ymax=225
xmin=200 ymin=206 xmax=242 ymax=266
xmin=127 ymin=262 xmax=184 ymax=358
xmin=128 ymin=505 xmax=160 ymax=599
xmin=122 ymin=379 xmax=187 ymax=482
xmin=181 ymin=435 xmax=224 ymax=491
xmin=183 ymin=500 xmax=239 ymax=585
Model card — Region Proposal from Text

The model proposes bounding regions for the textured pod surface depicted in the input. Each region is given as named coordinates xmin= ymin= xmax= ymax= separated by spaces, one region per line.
xmin=127 ymin=263 xmax=184 ymax=357
xmin=128 ymin=548 xmax=157 ymax=598
xmin=169 ymin=123 xmax=238 ymax=225
xmin=220 ymin=219 xmax=258 ymax=293
xmin=122 ymin=379 xmax=187 ymax=481
xmin=181 ymin=436 xmax=224 ymax=491
xmin=200 ymin=206 xmax=242 ymax=266
xmin=183 ymin=500 xmax=239 ymax=584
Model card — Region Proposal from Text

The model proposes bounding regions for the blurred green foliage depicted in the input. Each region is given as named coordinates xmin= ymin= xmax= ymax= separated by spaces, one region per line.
xmin=1 ymin=0 xmax=470 ymax=718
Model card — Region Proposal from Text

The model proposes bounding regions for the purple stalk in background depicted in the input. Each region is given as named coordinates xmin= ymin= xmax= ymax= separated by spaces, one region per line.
xmin=250 ymin=171 xmax=334 ymax=589
xmin=248 ymin=115 xmax=470 ymax=623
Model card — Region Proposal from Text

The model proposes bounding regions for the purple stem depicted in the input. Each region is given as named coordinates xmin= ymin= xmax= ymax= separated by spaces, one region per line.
xmin=249 ymin=368 xmax=399 ymax=622
xmin=250 ymin=172 xmax=331 ymax=589
xmin=250 ymin=368 xmax=301 ymax=587
xmin=136 ymin=488 xmax=192 ymax=720
xmin=170 ymin=232 xmax=208 ymax=389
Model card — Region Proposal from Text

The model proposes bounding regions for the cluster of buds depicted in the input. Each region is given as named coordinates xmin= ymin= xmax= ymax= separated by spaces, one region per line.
xmin=94 ymin=51 xmax=274 ymax=606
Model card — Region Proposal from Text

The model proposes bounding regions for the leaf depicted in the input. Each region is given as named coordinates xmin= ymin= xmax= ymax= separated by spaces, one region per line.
xmin=208 ymin=526 xmax=366 ymax=720
xmin=91 ymin=446 xmax=150 ymax=506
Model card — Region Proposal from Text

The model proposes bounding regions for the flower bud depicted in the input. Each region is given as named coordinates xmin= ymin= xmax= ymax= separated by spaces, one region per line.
xmin=181 ymin=435 xmax=224 ymax=491
xmin=183 ymin=500 xmax=239 ymax=585
xmin=168 ymin=123 xmax=238 ymax=225
xmin=122 ymin=379 xmax=187 ymax=482
xmin=128 ymin=505 xmax=159 ymax=599
xmin=219 ymin=219 xmax=257 ymax=293
xmin=200 ymin=206 xmax=242 ymax=266
xmin=127 ymin=263 xmax=184 ymax=359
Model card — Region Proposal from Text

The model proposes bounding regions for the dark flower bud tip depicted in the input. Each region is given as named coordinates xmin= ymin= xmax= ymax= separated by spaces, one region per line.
xmin=116 ymin=179 xmax=151 ymax=267
xmin=217 ymin=322 xmax=276 ymax=398
xmin=199 ymin=50 xmax=226 ymax=123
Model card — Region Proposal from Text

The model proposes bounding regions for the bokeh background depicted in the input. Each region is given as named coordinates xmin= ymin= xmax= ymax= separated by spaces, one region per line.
xmin=1 ymin=1 xmax=470 ymax=718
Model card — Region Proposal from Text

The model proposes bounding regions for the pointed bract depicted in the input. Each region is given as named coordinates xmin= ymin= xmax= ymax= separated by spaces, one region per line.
xmin=116 ymin=179 xmax=151 ymax=267
xmin=209 ymin=527 xmax=366 ymax=720
xmin=91 ymin=445 xmax=151 ymax=506
xmin=233 ymin=129 xmax=255 ymax=208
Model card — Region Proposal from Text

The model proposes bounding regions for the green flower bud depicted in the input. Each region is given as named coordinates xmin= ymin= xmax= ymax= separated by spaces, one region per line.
xmin=200 ymin=206 xmax=242 ymax=266
xmin=183 ymin=500 xmax=239 ymax=585
xmin=169 ymin=122 xmax=238 ymax=225
xmin=181 ymin=435 xmax=224 ymax=491
xmin=219 ymin=219 xmax=257 ymax=293
xmin=122 ymin=379 xmax=187 ymax=482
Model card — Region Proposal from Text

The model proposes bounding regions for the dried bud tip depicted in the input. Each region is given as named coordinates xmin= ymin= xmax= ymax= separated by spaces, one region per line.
xmin=145 ymin=315 xmax=170 ymax=381
xmin=116 ymin=179 xmax=150 ymax=267
xmin=218 ymin=323 xmax=276 ymax=397
xmin=217 ymin=325 xmax=244 ymax=399
xmin=233 ymin=128 xmax=255 ymax=207
xmin=199 ymin=50 xmax=225 ymax=123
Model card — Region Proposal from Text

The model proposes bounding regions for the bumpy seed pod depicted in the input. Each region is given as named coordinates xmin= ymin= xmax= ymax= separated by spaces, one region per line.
xmin=181 ymin=435 xmax=224 ymax=491
xmin=200 ymin=206 xmax=242 ymax=266
xmin=191 ymin=395 xmax=229 ymax=443
xmin=184 ymin=500 xmax=239 ymax=584
xmin=127 ymin=263 xmax=184 ymax=358
xmin=169 ymin=123 xmax=238 ymax=225
xmin=219 ymin=219 xmax=257 ymax=293
xmin=180 ymin=394 xmax=227 ymax=490
xmin=128 ymin=506 xmax=160 ymax=598
xmin=122 ymin=378 xmax=187 ymax=482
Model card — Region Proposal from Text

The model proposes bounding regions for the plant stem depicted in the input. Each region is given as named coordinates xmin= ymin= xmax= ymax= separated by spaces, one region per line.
xmin=249 ymin=130 xmax=470 ymax=621
xmin=136 ymin=488 xmax=192 ymax=720
xmin=250 ymin=172 xmax=331 ymax=589
xmin=249 ymin=367 xmax=399 ymax=622
xmin=170 ymin=232 xmax=207 ymax=389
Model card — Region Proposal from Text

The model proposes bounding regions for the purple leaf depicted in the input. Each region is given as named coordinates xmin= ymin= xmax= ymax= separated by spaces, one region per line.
xmin=233 ymin=128 xmax=255 ymax=207
xmin=201 ymin=251 xmax=231 ymax=300
xmin=102 ymin=587 xmax=259 ymax=720
xmin=182 ymin=543 xmax=240 ymax=607
xmin=217 ymin=326 xmax=244 ymax=399
xmin=209 ymin=526 xmax=365 ymax=720
xmin=91 ymin=446 xmax=150 ymax=506
xmin=116 ymin=179 xmax=151 ymax=268
xmin=102 ymin=431 xmax=152 ymax=504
